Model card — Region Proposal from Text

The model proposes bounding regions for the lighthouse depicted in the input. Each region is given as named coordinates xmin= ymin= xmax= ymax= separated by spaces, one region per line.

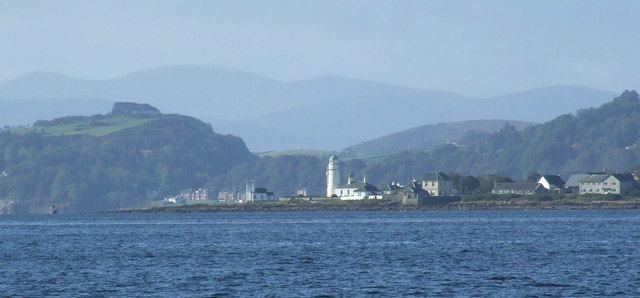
xmin=326 ymin=154 xmax=341 ymax=197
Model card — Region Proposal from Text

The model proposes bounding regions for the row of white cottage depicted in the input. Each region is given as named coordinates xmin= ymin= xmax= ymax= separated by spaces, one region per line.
xmin=492 ymin=173 xmax=637 ymax=196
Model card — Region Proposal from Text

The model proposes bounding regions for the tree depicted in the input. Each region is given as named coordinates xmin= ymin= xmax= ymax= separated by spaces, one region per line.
xmin=526 ymin=172 xmax=542 ymax=183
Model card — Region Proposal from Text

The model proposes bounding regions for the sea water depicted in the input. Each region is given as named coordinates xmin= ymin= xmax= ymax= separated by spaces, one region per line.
xmin=1 ymin=211 xmax=639 ymax=296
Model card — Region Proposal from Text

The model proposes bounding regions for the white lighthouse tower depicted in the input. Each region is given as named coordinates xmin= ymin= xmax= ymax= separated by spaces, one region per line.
xmin=326 ymin=154 xmax=341 ymax=197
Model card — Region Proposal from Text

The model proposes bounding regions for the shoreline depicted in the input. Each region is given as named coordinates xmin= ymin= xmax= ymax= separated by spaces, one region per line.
xmin=114 ymin=199 xmax=640 ymax=213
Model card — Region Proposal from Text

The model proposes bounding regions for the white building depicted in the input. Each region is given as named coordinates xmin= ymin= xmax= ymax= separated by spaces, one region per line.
xmin=334 ymin=174 xmax=381 ymax=200
xmin=326 ymin=154 xmax=341 ymax=197
xmin=178 ymin=188 xmax=211 ymax=201
xmin=537 ymin=175 xmax=566 ymax=193
xmin=579 ymin=173 xmax=636 ymax=195
xmin=245 ymin=180 xmax=274 ymax=202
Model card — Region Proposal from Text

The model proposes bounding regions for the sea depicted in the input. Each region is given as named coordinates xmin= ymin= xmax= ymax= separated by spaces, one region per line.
xmin=1 ymin=210 xmax=639 ymax=296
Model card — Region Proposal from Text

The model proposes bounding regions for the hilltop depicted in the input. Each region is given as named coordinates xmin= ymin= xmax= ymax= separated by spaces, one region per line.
xmin=0 ymin=103 xmax=255 ymax=214
xmin=13 ymin=102 xmax=161 ymax=137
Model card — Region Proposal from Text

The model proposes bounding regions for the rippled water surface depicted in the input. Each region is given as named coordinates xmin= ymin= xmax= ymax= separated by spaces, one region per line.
xmin=1 ymin=211 xmax=640 ymax=296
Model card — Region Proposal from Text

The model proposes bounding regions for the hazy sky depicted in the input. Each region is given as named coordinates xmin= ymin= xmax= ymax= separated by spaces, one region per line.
xmin=1 ymin=0 xmax=638 ymax=97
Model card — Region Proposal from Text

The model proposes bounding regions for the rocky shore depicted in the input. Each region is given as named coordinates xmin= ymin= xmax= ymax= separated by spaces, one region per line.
xmin=116 ymin=198 xmax=640 ymax=213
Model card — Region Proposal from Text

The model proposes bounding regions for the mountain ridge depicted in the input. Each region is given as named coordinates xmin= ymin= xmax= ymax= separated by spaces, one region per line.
xmin=0 ymin=66 xmax=618 ymax=151
xmin=344 ymin=119 xmax=537 ymax=156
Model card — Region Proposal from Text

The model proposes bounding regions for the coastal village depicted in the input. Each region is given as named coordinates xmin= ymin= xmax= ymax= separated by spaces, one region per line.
xmin=166 ymin=154 xmax=640 ymax=206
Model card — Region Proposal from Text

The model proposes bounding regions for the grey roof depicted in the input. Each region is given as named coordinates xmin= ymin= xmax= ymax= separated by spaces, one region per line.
xmin=406 ymin=181 xmax=421 ymax=188
xmin=338 ymin=181 xmax=380 ymax=192
xmin=579 ymin=174 xmax=610 ymax=183
xmin=399 ymin=186 xmax=430 ymax=196
xmin=565 ymin=174 xmax=591 ymax=187
xmin=540 ymin=175 xmax=565 ymax=187
xmin=611 ymin=173 xmax=636 ymax=183
xmin=493 ymin=183 xmax=543 ymax=192
xmin=254 ymin=187 xmax=269 ymax=193
xmin=423 ymin=172 xmax=451 ymax=181
xmin=386 ymin=184 xmax=402 ymax=191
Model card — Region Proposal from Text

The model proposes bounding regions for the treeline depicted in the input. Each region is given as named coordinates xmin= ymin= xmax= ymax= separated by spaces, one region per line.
xmin=356 ymin=90 xmax=640 ymax=180
xmin=209 ymin=91 xmax=640 ymax=197
xmin=3 ymin=90 xmax=640 ymax=212
xmin=0 ymin=114 xmax=255 ymax=213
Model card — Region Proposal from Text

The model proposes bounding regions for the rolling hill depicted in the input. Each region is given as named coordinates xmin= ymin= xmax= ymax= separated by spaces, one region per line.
xmin=360 ymin=90 xmax=640 ymax=183
xmin=207 ymin=91 xmax=640 ymax=196
xmin=0 ymin=102 xmax=255 ymax=214
xmin=344 ymin=119 xmax=536 ymax=157
xmin=0 ymin=66 xmax=618 ymax=151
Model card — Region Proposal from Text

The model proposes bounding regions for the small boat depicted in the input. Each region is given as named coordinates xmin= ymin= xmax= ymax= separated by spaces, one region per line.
xmin=48 ymin=204 xmax=58 ymax=214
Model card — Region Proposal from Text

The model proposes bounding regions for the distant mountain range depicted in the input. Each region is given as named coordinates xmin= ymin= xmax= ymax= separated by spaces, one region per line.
xmin=344 ymin=119 xmax=536 ymax=156
xmin=0 ymin=98 xmax=113 ymax=128
xmin=0 ymin=66 xmax=618 ymax=151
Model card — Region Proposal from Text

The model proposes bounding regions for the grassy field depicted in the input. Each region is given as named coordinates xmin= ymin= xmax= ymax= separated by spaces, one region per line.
xmin=14 ymin=115 xmax=156 ymax=137
xmin=256 ymin=149 xmax=395 ymax=162
xmin=257 ymin=149 xmax=331 ymax=158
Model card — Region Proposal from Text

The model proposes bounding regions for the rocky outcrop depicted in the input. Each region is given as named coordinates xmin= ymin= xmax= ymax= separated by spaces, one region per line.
xmin=111 ymin=102 xmax=160 ymax=116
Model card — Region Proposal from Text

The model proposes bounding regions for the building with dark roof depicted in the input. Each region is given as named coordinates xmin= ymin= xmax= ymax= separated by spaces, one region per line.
xmin=383 ymin=183 xmax=402 ymax=195
xmin=492 ymin=183 xmax=546 ymax=196
xmin=565 ymin=174 xmax=592 ymax=193
xmin=335 ymin=175 xmax=381 ymax=200
xmin=396 ymin=185 xmax=431 ymax=205
xmin=245 ymin=180 xmax=275 ymax=202
xmin=422 ymin=171 xmax=454 ymax=196
xmin=537 ymin=175 xmax=566 ymax=192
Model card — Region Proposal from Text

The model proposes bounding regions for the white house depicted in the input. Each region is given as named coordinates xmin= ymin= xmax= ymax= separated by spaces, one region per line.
xmin=245 ymin=180 xmax=275 ymax=202
xmin=492 ymin=183 xmax=546 ymax=196
xmin=537 ymin=175 xmax=565 ymax=192
xmin=579 ymin=173 xmax=636 ymax=195
xmin=334 ymin=174 xmax=381 ymax=200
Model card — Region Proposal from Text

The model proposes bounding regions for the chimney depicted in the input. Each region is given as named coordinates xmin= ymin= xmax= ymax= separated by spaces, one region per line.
xmin=363 ymin=175 xmax=367 ymax=184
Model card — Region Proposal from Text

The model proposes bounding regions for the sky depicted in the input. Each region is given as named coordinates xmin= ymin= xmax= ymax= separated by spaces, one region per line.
xmin=0 ymin=0 xmax=638 ymax=97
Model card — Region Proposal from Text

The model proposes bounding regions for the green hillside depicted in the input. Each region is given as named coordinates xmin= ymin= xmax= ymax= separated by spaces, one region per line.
xmin=258 ymin=149 xmax=331 ymax=158
xmin=344 ymin=119 xmax=536 ymax=157
xmin=14 ymin=115 xmax=154 ymax=136
xmin=208 ymin=91 xmax=640 ymax=196
xmin=0 ymin=102 xmax=256 ymax=214
xmin=359 ymin=90 xmax=640 ymax=182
